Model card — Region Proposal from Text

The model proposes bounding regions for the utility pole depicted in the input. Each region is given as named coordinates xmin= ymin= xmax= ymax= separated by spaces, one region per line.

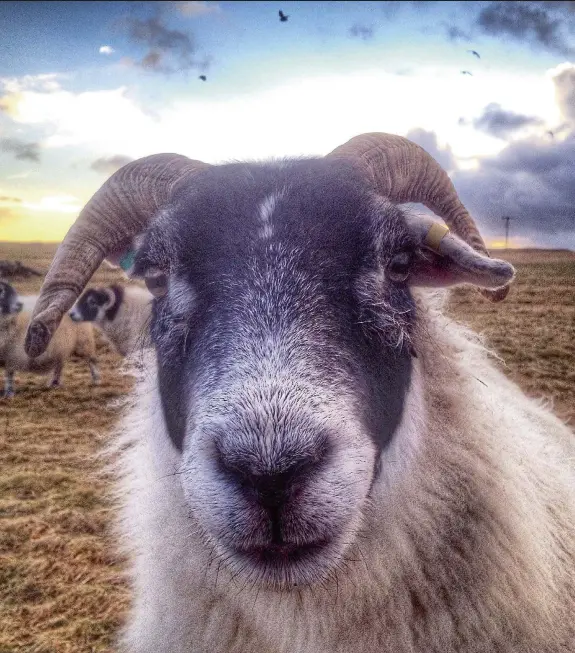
xmin=502 ymin=216 xmax=511 ymax=248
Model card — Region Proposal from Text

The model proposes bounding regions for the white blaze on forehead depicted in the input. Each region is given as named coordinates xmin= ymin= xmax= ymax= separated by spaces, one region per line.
xmin=257 ymin=191 xmax=285 ymax=240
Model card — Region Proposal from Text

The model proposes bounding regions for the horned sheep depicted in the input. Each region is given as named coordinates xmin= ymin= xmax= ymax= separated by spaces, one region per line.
xmin=69 ymin=284 xmax=152 ymax=357
xmin=0 ymin=280 xmax=99 ymax=397
xmin=24 ymin=133 xmax=574 ymax=652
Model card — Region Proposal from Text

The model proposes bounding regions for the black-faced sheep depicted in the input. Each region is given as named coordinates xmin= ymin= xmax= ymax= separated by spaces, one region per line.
xmin=24 ymin=133 xmax=574 ymax=652
xmin=0 ymin=280 xmax=99 ymax=397
xmin=69 ymin=284 xmax=152 ymax=357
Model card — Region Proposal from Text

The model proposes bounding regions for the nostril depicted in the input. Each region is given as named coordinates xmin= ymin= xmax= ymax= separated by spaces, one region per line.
xmin=215 ymin=433 xmax=331 ymax=508
xmin=249 ymin=470 xmax=294 ymax=509
xmin=217 ymin=451 xmax=323 ymax=507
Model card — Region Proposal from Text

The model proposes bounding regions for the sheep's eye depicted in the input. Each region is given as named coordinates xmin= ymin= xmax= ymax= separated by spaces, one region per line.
xmin=388 ymin=251 xmax=413 ymax=282
xmin=145 ymin=269 xmax=169 ymax=298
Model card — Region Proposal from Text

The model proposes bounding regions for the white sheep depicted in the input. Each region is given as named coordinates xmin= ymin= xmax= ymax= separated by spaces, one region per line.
xmin=115 ymin=294 xmax=575 ymax=653
xmin=0 ymin=280 xmax=99 ymax=397
xmin=24 ymin=132 xmax=574 ymax=652
xmin=69 ymin=284 xmax=152 ymax=357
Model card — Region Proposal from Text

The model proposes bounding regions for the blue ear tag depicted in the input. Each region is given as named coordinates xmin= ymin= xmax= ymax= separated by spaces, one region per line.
xmin=119 ymin=250 xmax=136 ymax=272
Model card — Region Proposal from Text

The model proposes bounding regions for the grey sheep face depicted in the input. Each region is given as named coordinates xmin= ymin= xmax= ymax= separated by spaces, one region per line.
xmin=0 ymin=281 xmax=23 ymax=316
xmin=134 ymin=159 xmax=417 ymax=588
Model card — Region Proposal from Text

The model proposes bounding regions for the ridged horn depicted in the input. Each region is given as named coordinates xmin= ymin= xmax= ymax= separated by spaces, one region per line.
xmin=25 ymin=154 xmax=209 ymax=358
xmin=327 ymin=132 xmax=510 ymax=301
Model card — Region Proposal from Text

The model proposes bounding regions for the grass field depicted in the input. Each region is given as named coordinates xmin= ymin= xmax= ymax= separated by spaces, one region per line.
xmin=0 ymin=242 xmax=574 ymax=652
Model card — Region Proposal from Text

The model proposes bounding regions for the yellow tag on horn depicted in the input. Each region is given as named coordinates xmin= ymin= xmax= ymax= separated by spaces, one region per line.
xmin=424 ymin=222 xmax=449 ymax=254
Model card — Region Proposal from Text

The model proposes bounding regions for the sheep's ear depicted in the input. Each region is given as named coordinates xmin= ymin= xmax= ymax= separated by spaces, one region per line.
xmin=407 ymin=218 xmax=515 ymax=290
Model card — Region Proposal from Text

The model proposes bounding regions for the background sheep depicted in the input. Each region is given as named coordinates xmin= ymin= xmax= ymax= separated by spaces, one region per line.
xmin=0 ymin=280 xmax=99 ymax=397
xmin=69 ymin=284 xmax=152 ymax=357
xmin=24 ymin=133 xmax=574 ymax=652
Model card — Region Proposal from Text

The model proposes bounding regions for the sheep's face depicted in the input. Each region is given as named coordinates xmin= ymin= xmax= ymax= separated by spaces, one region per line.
xmin=70 ymin=287 xmax=121 ymax=323
xmin=0 ymin=281 xmax=23 ymax=316
xmin=135 ymin=159 xmax=416 ymax=588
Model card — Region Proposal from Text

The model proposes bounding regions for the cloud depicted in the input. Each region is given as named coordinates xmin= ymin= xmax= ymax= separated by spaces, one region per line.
xmin=3 ymin=86 xmax=157 ymax=151
xmin=380 ymin=1 xmax=440 ymax=18
xmin=176 ymin=1 xmax=221 ymax=17
xmin=22 ymin=195 xmax=82 ymax=214
xmin=405 ymin=128 xmax=456 ymax=172
xmin=0 ymin=64 xmax=560 ymax=166
xmin=99 ymin=45 xmax=115 ymax=55
xmin=475 ymin=1 xmax=575 ymax=57
xmin=0 ymin=73 xmax=62 ymax=94
xmin=349 ymin=24 xmax=376 ymax=41
xmin=472 ymin=103 xmax=544 ymax=139
xmin=123 ymin=15 xmax=208 ymax=74
xmin=0 ymin=74 xmax=62 ymax=117
xmin=452 ymin=133 xmax=575 ymax=245
xmin=0 ymin=137 xmax=40 ymax=162
xmin=444 ymin=24 xmax=472 ymax=42
xmin=374 ymin=2 xmax=575 ymax=58
xmin=90 ymin=155 xmax=134 ymax=175
xmin=551 ymin=62 xmax=575 ymax=125
xmin=2 ymin=74 xmax=474 ymax=161
xmin=0 ymin=196 xmax=22 ymax=203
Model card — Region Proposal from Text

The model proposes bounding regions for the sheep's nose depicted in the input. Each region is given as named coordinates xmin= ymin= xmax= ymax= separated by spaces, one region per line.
xmin=15 ymin=301 xmax=23 ymax=312
xmin=218 ymin=444 xmax=327 ymax=515
xmin=245 ymin=468 xmax=301 ymax=509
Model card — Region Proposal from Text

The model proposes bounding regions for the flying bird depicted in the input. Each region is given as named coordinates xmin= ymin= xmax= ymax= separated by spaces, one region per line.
xmin=461 ymin=70 xmax=473 ymax=76
xmin=279 ymin=10 xmax=288 ymax=22
xmin=199 ymin=75 xmax=207 ymax=81
xmin=547 ymin=130 xmax=554 ymax=139
xmin=467 ymin=50 xmax=481 ymax=59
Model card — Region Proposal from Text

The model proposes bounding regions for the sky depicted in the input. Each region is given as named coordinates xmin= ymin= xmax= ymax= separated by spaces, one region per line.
xmin=1 ymin=1 xmax=575 ymax=248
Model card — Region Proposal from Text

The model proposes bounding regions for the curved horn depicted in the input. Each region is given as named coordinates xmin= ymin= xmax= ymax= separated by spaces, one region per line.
xmin=327 ymin=133 xmax=509 ymax=301
xmin=25 ymin=154 xmax=209 ymax=358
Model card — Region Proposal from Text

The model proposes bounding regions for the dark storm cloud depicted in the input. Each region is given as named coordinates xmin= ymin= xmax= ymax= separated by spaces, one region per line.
xmin=447 ymin=59 xmax=575 ymax=243
xmin=452 ymin=134 xmax=575 ymax=240
xmin=405 ymin=128 xmax=456 ymax=172
xmin=472 ymin=103 xmax=543 ymax=139
xmin=123 ymin=15 xmax=210 ymax=74
xmin=349 ymin=24 xmax=376 ymax=41
xmin=475 ymin=1 xmax=575 ymax=57
xmin=405 ymin=121 xmax=574 ymax=242
xmin=381 ymin=1 xmax=575 ymax=58
xmin=90 ymin=155 xmax=134 ymax=175
xmin=0 ymin=138 xmax=40 ymax=162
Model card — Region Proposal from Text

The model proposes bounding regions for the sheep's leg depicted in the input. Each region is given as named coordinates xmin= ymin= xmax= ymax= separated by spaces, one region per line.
xmin=3 ymin=370 xmax=14 ymax=398
xmin=89 ymin=358 xmax=100 ymax=385
xmin=48 ymin=362 xmax=63 ymax=388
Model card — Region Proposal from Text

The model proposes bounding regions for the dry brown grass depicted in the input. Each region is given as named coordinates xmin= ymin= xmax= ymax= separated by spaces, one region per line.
xmin=1 ymin=243 xmax=132 ymax=653
xmin=447 ymin=248 xmax=575 ymax=423
xmin=0 ymin=242 xmax=573 ymax=652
